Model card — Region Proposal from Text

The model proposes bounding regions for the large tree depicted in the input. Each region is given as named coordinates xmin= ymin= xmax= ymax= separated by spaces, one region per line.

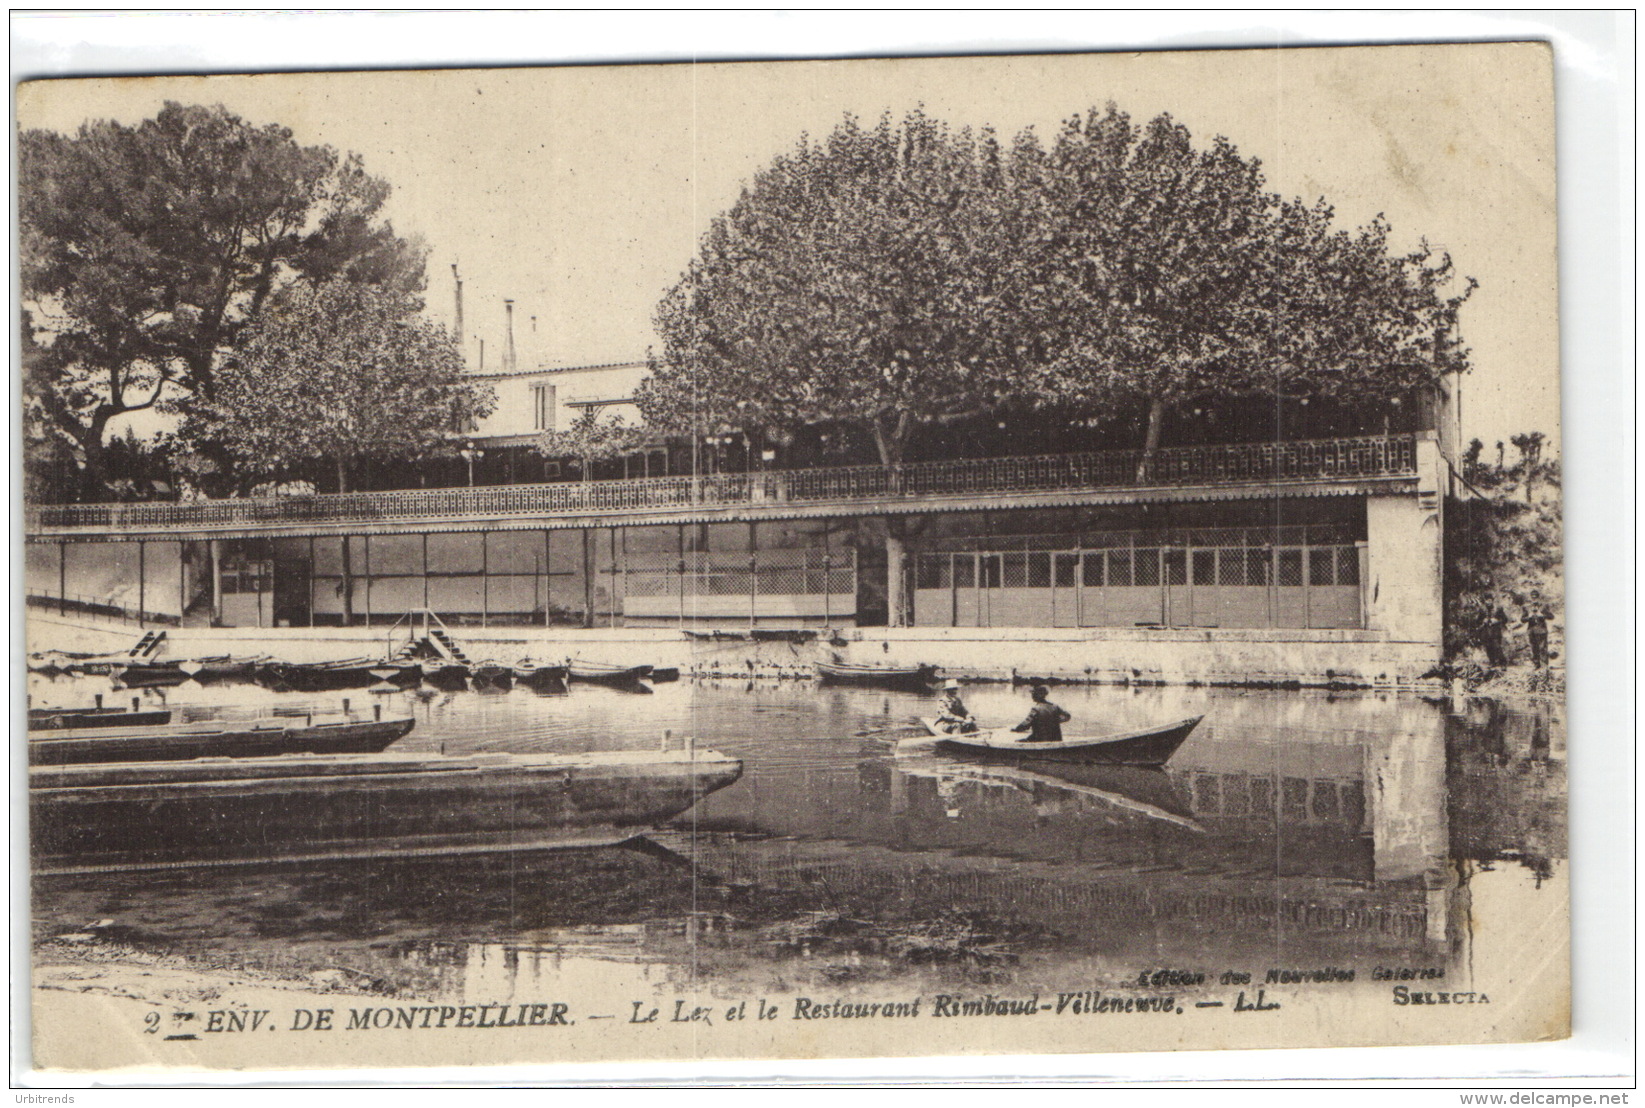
xmin=640 ymin=105 xmax=1474 ymax=623
xmin=19 ymin=101 xmax=426 ymax=497
xmin=197 ymin=280 xmax=494 ymax=621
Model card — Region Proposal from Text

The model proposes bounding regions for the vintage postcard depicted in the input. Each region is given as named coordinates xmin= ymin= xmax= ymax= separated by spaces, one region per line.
xmin=19 ymin=42 xmax=1567 ymax=1075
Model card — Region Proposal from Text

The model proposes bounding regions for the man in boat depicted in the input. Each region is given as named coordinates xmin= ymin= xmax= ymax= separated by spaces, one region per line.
xmin=1013 ymin=685 xmax=1071 ymax=743
xmin=934 ymin=679 xmax=978 ymax=734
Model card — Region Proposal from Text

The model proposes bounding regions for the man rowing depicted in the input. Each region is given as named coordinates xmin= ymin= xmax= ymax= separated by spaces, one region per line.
xmin=1012 ymin=685 xmax=1071 ymax=744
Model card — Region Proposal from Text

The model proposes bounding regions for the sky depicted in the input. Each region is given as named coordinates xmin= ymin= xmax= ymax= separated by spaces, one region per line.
xmin=18 ymin=42 xmax=1561 ymax=449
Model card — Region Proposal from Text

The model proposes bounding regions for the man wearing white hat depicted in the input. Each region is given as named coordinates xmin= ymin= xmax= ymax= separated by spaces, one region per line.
xmin=934 ymin=678 xmax=978 ymax=734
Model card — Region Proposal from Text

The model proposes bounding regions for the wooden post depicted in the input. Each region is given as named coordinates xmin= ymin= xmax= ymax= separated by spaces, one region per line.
xmin=481 ymin=531 xmax=489 ymax=629
xmin=543 ymin=529 xmax=552 ymax=627
xmin=748 ymin=523 xmax=758 ymax=630
xmin=422 ymin=534 xmax=430 ymax=613
xmin=58 ymin=541 xmax=66 ymax=616
xmin=137 ymin=541 xmax=146 ymax=628
xmin=308 ymin=537 xmax=316 ymax=628
xmin=363 ymin=537 xmax=372 ymax=629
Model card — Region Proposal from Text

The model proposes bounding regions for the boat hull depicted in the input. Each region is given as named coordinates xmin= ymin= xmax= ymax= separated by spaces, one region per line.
xmin=568 ymin=663 xmax=651 ymax=684
xmin=30 ymin=750 xmax=743 ymax=873
xmin=925 ymin=715 xmax=1203 ymax=766
xmin=29 ymin=716 xmax=415 ymax=766
xmin=513 ymin=663 xmax=570 ymax=687
xmin=261 ymin=660 xmax=382 ymax=691
xmin=28 ymin=708 xmax=172 ymax=731
xmin=816 ymin=662 xmax=934 ymax=689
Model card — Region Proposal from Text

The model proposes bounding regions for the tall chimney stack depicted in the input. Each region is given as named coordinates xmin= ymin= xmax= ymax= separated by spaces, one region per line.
xmin=451 ymin=263 xmax=464 ymax=343
xmin=504 ymin=300 xmax=517 ymax=374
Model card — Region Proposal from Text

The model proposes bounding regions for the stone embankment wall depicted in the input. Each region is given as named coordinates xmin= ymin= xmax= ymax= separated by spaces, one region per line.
xmin=29 ymin=613 xmax=1441 ymax=688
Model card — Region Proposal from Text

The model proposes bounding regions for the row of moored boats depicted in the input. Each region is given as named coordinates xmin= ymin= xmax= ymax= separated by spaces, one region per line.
xmin=29 ymin=651 xmax=679 ymax=690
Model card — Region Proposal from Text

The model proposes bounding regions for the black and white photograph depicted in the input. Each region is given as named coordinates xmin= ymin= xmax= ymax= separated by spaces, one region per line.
xmin=15 ymin=24 xmax=1600 ymax=1081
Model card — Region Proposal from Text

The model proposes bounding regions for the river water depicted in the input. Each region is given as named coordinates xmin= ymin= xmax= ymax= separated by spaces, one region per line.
xmin=28 ymin=672 xmax=1565 ymax=1009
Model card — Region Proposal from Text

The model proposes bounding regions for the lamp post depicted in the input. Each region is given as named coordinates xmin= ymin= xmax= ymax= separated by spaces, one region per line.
xmin=459 ymin=443 xmax=484 ymax=487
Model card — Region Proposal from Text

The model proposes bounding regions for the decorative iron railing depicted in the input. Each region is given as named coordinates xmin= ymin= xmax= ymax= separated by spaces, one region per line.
xmin=27 ymin=434 xmax=1418 ymax=533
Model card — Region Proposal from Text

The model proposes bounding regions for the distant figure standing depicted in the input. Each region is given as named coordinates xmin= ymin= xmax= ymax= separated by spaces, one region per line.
xmin=1522 ymin=597 xmax=1553 ymax=669
xmin=1479 ymin=600 xmax=1509 ymax=667
xmin=934 ymin=679 xmax=978 ymax=734
xmin=1013 ymin=685 xmax=1071 ymax=744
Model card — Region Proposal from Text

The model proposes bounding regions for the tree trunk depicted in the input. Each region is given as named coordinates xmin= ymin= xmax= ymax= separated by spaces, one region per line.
xmin=336 ymin=459 xmax=356 ymax=625
xmin=581 ymin=528 xmax=595 ymax=629
xmin=870 ymin=412 xmax=914 ymax=626
xmin=1135 ymin=400 xmax=1166 ymax=483
xmin=884 ymin=529 xmax=908 ymax=629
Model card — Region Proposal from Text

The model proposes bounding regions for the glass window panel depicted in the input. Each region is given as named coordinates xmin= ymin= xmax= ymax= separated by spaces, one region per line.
xmin=1026 ymin=552 xmax=1050 ymax=588
xmin=980 ymin=556 xmax=1001 ymax=589
xmin=1192 ymin=549 xmax=1216 ymax=586
xmin=953 ymin=555 xmax=976 ymax=588
xmin=1336 ymin=546 xmax=1360 ymax=585
xmin=1081 ymin=553 xmax=1103 ymax=587
xmin=1311 ymin=780 xmax=1340 ymax=821
xmin=1281 ymin=777 xmax=1310 ymax=821
xmin=1055 ymin=553 xmax=1078 ymax=588
xmin=1001 ymin=552 xmax=1026 ymax=588
xmin=1277 ymin=549 xmax=1304 ymax=587
xmin=1309 ymin=548 xmax=1335 ymax=587
xmin=1107 ymin=549 xmax=1132 ymax=587
xmin=1249 ymin=775 xmax=1275 ymax=816
xmin=1134 ymin=548 xmax=1159 ymax=586
xmin=1164 ymin=549 xmax=1187 ymax=586
xmin=1246 ymin=548 xmax=1270 ymax=586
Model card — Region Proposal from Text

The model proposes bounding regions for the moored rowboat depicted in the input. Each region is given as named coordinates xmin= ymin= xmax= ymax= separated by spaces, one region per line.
xmin=29 ymin=712 xmax=415 ymax=766
xmin=513 ymin=659 xmax=570 ymax=686
xmin=31 ymin=747 xmax=743 ymax=873
xmin=919 ymin=714 xmax=1203 ymax=766
xmin=816 ymin=661 xmax=935 ymax=689
xmin=567 ymin=660 xmax=652 ymax=684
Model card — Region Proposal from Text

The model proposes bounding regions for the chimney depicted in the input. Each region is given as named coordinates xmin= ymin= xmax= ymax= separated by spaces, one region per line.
xmin=504 ymin=300 xmax=517 ymax=374
xmin=451 ymin=263 xmax=464 ymax=342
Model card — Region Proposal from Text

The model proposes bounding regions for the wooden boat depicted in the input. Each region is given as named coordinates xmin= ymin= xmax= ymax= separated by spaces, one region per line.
xmin=648 ymin=667 xmax=681 ymax=683
xmin=419 ymin=658 xmax=470 ymax=686
xmin=470 ymin=660 xmax=514 ymax=688
xmin=28 ymin=705 xmax=172 ymax=731
xmin=367 ymin=660 xmax=422 ymax=685
xmin=918 ymin=714 xmax=1204 ymax=767
xmin=513 ymin=659 xmax=569 ymax=686
xmin=567 ymin=660 xmax=653 ymax=684
xmin=177 ymin=655 xmax=268 ymax=682
xmin=113 ymin=661 xmax=189 ymax=688
xmin=816 ymin=661 xmax=936 ymax=689
xmin=31 ymin=747 xmax=743 ymax=873
xmin=29 ymin=711 xmax=415 ymax=767
xmin=261 ymin=658 xmax=383 ymax=691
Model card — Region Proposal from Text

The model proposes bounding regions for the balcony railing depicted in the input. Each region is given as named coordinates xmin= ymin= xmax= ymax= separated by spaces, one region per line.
xmin=27 ymin=434 xmax=1418 ymax=533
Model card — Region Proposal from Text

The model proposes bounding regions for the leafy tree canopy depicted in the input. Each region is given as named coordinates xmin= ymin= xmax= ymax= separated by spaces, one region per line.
xmin=535 ymin=407 xmax=647 ymax=477
xmin=20 ymin=101 xmax=427 ymax=497
xmin=196 ymin=280 xmax=494 ymax=494
xmin=639 ymin=105 xmax=1476 ymax=466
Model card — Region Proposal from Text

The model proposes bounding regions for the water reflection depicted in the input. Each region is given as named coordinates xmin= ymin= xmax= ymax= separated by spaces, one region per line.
xmin=29 ymin=673 xmax=1563 ymax=1002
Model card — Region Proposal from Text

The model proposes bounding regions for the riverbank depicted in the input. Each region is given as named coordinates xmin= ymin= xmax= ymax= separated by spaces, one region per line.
xmin=27 ymin=611 xmax=1444 ymax=690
